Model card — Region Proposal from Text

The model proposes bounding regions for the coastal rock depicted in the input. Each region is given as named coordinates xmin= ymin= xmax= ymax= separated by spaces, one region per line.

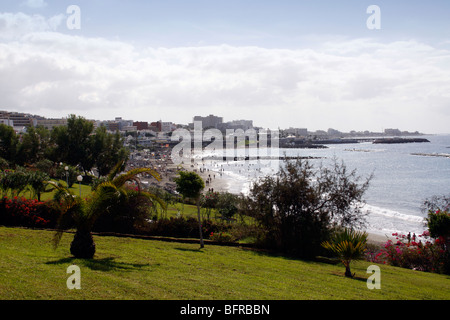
xmin=372 ymin=138 xmax=430 ymax=144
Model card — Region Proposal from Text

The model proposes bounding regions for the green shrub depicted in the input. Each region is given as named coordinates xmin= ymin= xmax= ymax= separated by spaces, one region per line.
xmin=144 ymin=217 xmax=200 ymax=238
xmin=92 ymin=187 xmax=157 ymax=234
xmin=427 ymin=209 xmax=450 ymax=239
xmin=137 ymin=216 xmax=229 ymax=239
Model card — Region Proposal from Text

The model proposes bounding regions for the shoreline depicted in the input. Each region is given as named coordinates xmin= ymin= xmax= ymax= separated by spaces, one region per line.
xmin=366 ymin=232 xmax=394 ymax=245
xmin=140 ymin=155 xmax=416 ymax=246
xmin=140 ymin=156 xmax=237 ymax=194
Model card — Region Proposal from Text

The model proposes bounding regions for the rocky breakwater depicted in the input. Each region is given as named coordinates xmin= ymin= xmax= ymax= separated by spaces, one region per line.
xmin=372 ymin=137 xmax=430 ymax=144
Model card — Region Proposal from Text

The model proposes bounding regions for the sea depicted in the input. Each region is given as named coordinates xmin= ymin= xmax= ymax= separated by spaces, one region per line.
xmin=195 ymin=134 xmax=450 ymax=238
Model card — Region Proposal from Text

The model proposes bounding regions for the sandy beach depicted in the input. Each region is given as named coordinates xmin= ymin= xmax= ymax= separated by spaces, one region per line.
xmin=367 ymin=232 xmax=394 ymax=245
xmin=140 ymin=155 xmax=234 ymax=194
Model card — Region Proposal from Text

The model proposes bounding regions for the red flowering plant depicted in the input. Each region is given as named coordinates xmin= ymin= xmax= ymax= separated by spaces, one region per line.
xmin=371 ymin=230 xmax=447 ymax=273
xmin=209 ymin=231 xmax=234 ymax=243
xmin=0 ymin=196 xmax=57 ymax=228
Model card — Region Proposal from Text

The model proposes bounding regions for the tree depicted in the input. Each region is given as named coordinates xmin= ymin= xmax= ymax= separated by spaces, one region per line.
xmin=0 ymin=167 xmax=50 ymax=200
xmin=91 ymin=127 xmax=129 ymax=177
xmin=0 ymin=157 xmax=9 ymax=170
xmin=423 ymin=195 xmax=450 ymax=273
xmin=48 ymin=182 xmax=88 ymax=257
xmin=201 ymin=190 xmax=219 ymax=220
xmin=55 ymin=164 xmax=82 ymax=188
xmin=243 ymin=157 xmax=371 ymax=258
xmin=16 ymin=126 xmax=51 ymax=166
xmin=49 ymin=116 xmax=129 ymax=176
xmin=174 ymin=171 xmax=205 ymax=248
xmin=0 ymin=167 xmax=30 ymax=198
xmin=321 ymin=228 xmax=368 ymax=277
xmin=216 ymin=192 xmax=239 ymax=221
xmin=93 ymin=162 xmax=166 ymax=233
xmin=49 ymin=115 xmax=94 ymax=172
xmin=0 ymin=124 xmax=18 ymax=163
xmin=27 ymin=170 xmax=51 ymax=201
xmin=422 ymin=194 xmax=450 ymax=217
xmin=34 ymin=159 xmax=56 ymax=178
xmin=50 ymin=163 xmax=164 ymax=259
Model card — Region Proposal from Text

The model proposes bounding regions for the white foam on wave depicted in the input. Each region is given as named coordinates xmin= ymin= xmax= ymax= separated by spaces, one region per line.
xmin=363 ymin=204 xmax=424 ymax=223
xmin=362 ymin=203 xmax=426 ymax=236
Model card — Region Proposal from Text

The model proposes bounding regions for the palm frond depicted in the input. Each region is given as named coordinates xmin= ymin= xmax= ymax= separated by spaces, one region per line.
xmin=44 ymin=180 xmax=76 ymax=206
xmin=86 ymin=181 xmax=128 ymax=223
xmin=139 ymin=190 xmax=168 ymax=211
xmin=107 ymin=160 xmax=127 ymax=182
xmin=112 ymin=167 xmax=161 ymax=188
xmin=45 ymin=181 xmax=86 ymax=249
xmin=321 ymin=228 xmax=368 ymax=261
xmin=51 ymin=197 xmax=85 ymax=250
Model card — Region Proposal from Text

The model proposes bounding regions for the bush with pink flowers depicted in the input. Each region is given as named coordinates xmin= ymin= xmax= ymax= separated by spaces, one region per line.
xmin=370 ymin=231 xmax=448 ymax=274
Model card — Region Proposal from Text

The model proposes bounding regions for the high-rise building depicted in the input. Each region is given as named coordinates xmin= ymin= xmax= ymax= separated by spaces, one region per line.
xmin=192 ymin=114 xmax=223 ymax=129
xmin=0 ymin=111 xmax=34 ymax=128
xmin=36 ymin=118 xmax=68 ymax=130
xmin=225 ymin=119 xmax=254 ymax=131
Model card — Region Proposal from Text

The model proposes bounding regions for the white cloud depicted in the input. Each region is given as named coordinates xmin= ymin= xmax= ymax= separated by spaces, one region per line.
xmin=1 ymin=14 xmax=450 ymax=133
xmin=22 ymin=0 xmax=48 ymax=9
xmin=0 ymin=12 xmax=64 ymax=40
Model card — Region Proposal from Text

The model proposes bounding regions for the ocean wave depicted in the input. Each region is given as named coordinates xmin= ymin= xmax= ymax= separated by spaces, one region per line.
xmin=362 ymin=204 xmax=425 ymax=223
xmin=362 ymin=203 xmax=426 ymax=235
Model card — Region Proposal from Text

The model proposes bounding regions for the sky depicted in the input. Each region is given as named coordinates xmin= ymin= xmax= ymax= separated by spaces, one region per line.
xmin=1 ymin=0 xmax=450 ymax=133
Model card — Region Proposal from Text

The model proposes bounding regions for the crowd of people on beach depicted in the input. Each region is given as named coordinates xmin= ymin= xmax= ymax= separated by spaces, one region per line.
xmin=125 ymin=146 xmax=296 ymax=197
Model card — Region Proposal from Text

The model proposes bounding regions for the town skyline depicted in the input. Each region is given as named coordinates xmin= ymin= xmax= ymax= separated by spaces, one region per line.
xmin=1 ymin=1 xmax=450 ymax=134
xmin=0 ymin=108 xmax=426 ymax=137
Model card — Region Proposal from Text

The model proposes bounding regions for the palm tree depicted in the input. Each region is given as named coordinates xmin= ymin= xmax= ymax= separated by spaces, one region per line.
xmin=27 ymin=170 xmax=52 ymax=201
xmin=49 ymin=163 xmax=165 ymax=259
xmin=321 ymin=228 xmax=368 ymax=278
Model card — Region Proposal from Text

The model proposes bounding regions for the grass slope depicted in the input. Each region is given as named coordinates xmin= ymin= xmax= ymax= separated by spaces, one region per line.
xmin=0 ymin=226 xmax=449 ymax=300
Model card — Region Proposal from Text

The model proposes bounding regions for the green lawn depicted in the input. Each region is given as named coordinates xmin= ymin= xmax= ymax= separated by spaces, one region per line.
xmin=16 ymin=183 xmax=215 ymax=220
xmin=0 ymin=226 xmax=449 ymax=300
xmin=40 ymin=180 xmax=93 ymax=201
xmin=2 ymin=180 xmax=93 ymax=202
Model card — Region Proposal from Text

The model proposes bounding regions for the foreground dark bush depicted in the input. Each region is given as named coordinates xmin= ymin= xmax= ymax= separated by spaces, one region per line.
xmin=91 ymin=188 xmax=157 ymax=234
xmin=242 ymin=157 xmax=371 ymax=259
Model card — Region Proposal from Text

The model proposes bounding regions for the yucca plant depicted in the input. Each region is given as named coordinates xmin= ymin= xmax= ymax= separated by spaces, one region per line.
xmin=321 ymin=228 xmax=368 ymax=277
xmin=49 ymin=162 xmax=165 ymax=259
